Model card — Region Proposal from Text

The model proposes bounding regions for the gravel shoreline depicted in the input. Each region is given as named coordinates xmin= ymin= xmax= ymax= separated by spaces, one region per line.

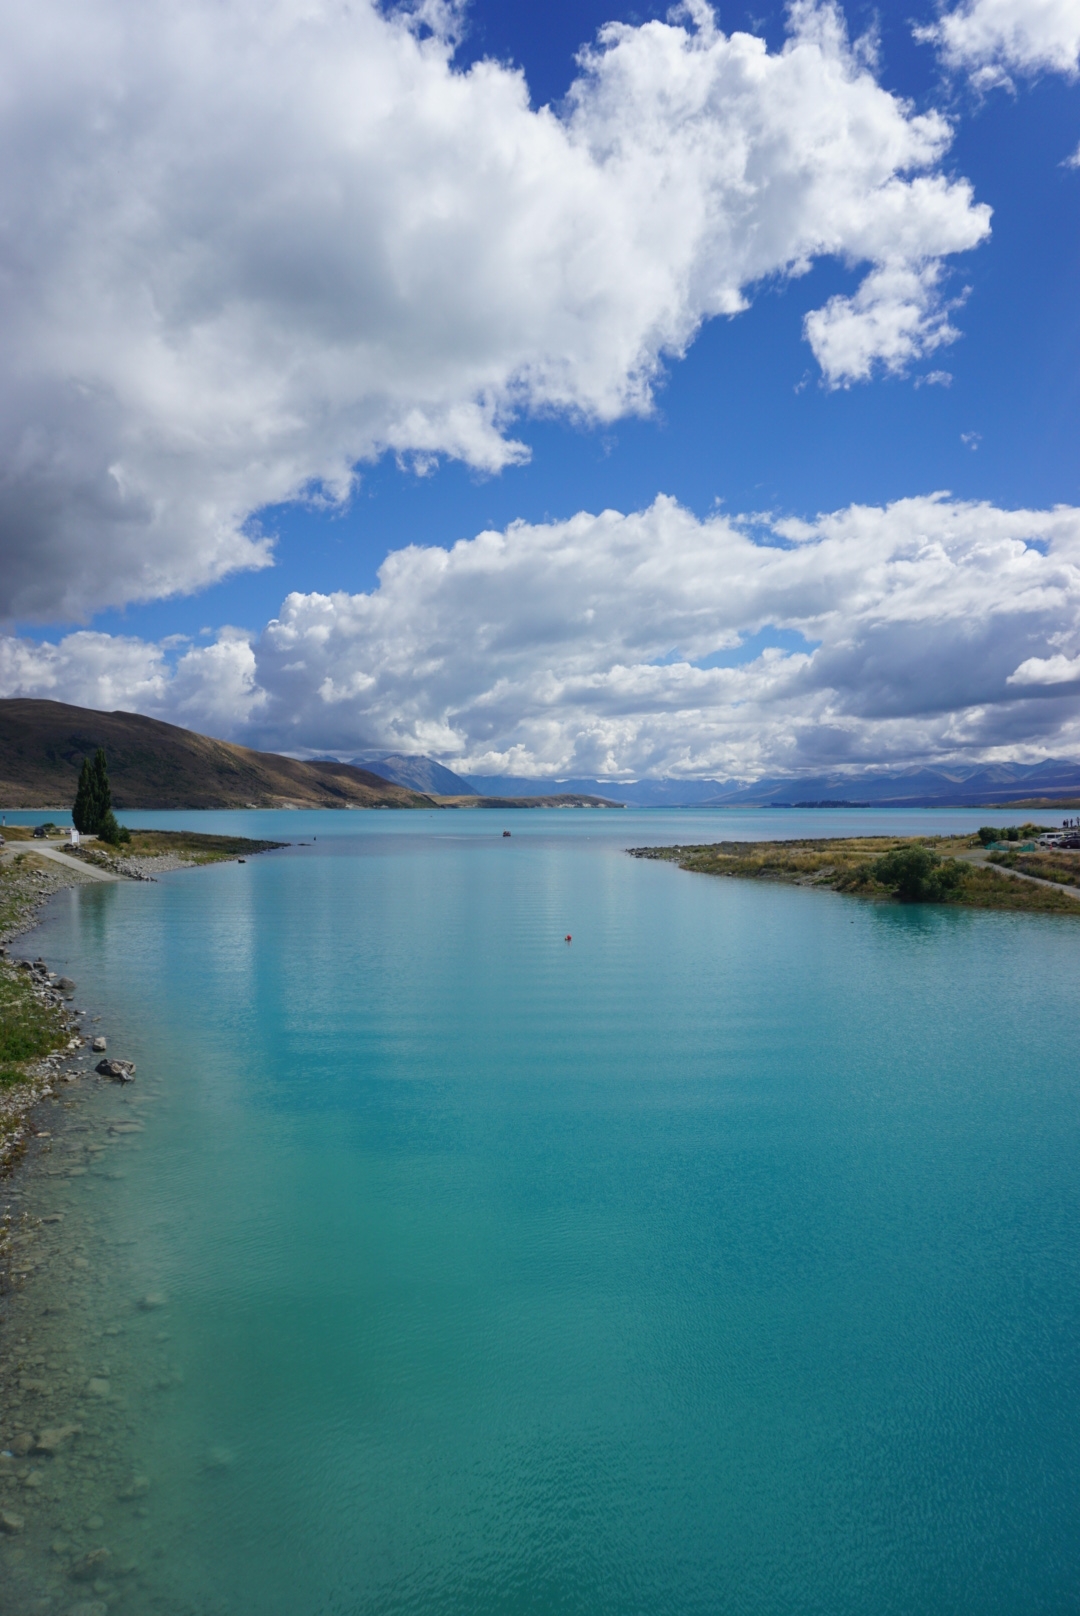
xmin=0 ymin=854 xmax=166 ymax=1613
xmin=1 ymin=856 xmax=100 ymax=1178
xmin=0 ymin=834 xmax=283 ymax=1611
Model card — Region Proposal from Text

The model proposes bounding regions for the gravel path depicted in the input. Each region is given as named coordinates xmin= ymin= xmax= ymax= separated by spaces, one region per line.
xmin=0 ymin=843 xmax=127 ymax=883
xmin=956 ymin=849 xmax=1080 ymax=900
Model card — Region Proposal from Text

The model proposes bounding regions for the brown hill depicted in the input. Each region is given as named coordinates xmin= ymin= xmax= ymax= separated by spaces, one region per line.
xmin=0 ymin=699 xmax=434 ymax=810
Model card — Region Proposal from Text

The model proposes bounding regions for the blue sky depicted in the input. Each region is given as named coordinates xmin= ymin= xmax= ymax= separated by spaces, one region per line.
xmin=2 ymin=0 xmax=1079 ymax=778
xmin=86 ymin=1 xmax=1080 ymax=636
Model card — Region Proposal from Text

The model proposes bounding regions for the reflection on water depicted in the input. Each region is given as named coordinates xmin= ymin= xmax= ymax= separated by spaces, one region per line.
xmin=2 ymin=809 xmax=1079 ymax=1616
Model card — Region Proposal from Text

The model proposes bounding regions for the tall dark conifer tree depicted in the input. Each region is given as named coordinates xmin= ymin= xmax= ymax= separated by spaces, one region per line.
xmin=91 ymin=748 xmax=111 ymax=819
xmin=72 ymin=756 xmax=97 ymax=833
xmin=72 ymin=746 xmax=113 ymax=834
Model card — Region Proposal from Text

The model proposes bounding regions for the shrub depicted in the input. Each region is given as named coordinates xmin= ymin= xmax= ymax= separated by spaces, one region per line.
xmin=838 ymin=861 xmax=876 ymax=889
xmin=977 ymin=826 xmax=1000 ymax=846
xmin=97 ymin=809 xmax=130 ymax=846
xmin=871 ymin=846 xmax=966 ymax=902
xmin=1006 ymin=826 xmax=1020 ymax=842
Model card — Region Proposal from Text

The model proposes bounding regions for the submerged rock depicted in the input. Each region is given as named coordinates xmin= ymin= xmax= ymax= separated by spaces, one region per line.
xmin=0 ymin=1508 xmax=24 ymax=1533
xmin=202 ymin=1446 xmax=235 ymax=1472
xmin=10 ymin=1432 xmax=35 ymax=1457
xmin=36 ymin=1425 xmax=81 ymax=1455
xmin=91 ymin=1037 xmax=106 ymax=1053
xmin=69 ymin=1546 xmax=110 ymax=1581
xmin=94 ymin=1059 xmax=135 ymax=1082
xmin=138 ymin=1292 xmax=167 ymax=1311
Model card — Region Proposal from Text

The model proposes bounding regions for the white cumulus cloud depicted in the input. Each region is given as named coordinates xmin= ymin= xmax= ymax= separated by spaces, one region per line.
xmin=1007 ymin=651 xmax=1080 ymax=685
xmin=0 ymin=629 xmax=265 ymax=731
xmin=917 ymin=0 xmax=1080 ymax=86
xmin=0 ymin=0 xmax=990 ymax=620
xmin=4 ymin=495 xmax=1080 ymax=778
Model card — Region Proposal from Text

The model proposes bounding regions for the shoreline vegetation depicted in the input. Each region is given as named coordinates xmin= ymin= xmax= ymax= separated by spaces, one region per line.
xmin=1 ymin=824 xmax=288 ymax=878
xmin=0 ymin=848 xmax=101 ymax=1258
xmin=68 ymin=828 xmax=287 ymax=879
xmin=629 ymin=831 xmax=1080 ymax=914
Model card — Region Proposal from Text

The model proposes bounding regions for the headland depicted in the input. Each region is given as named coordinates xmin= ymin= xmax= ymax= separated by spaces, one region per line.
xmin=629 ymin=830 xmax=1080 ymax=913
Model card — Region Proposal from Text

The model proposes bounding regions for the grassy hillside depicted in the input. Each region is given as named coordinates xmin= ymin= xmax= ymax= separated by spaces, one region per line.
xmin=0 ymin=699 xmax=434 ymax=810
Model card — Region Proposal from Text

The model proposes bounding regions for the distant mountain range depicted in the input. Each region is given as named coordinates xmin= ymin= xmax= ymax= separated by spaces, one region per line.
xmin=5 ymin=704 xmax=1079 ymax=813
xmin=0 ymin=700 xmax=433 ymax=810
xmin=370 ymin=759 xmax=1080 ymax=809
xmin=361 ymin=754 xmax=476 ymax=796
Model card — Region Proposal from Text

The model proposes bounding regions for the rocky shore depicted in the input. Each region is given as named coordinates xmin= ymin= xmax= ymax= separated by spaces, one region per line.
xmin=1 ymin=855 xmax=101 ymax=1176
xmin=0 ymin=850 xmax=175 ymax=1613
xmin=0 ymin=826 xmax=298 ymax=1612
xmin=0 ymin=1069 xmax=183 ymax=1616
xmin=68 ymin=850 xmax=187 ymax=882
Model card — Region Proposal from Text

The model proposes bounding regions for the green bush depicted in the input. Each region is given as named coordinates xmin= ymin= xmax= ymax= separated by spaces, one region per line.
xmin=97 ymin=809 xmax=131 ymax=846
xmin=871 ymin=846 xmax=966 ymax=902
xmin=1006 ymin=826 xmax=1020 ymax=842
xmin=977 ymin=826 xmax=1000 ymax=846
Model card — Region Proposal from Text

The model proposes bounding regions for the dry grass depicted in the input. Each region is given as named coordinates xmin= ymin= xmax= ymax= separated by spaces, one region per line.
xmin=988 ymin=849 xmax=1080 ymax=888
xmin=118 ymin=828 xmax=286 ymax=862
xmin=949 ymin=863 xmax=1080 ymax=911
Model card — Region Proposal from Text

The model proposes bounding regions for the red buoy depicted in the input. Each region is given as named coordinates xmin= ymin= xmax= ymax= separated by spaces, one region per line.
xmin=564 ymin=934 xmax=572 ymax=943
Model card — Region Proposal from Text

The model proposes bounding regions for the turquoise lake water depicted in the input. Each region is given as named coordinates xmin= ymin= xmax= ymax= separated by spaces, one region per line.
xmin=12 ymin=808 xmax=1080 ymax=1614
